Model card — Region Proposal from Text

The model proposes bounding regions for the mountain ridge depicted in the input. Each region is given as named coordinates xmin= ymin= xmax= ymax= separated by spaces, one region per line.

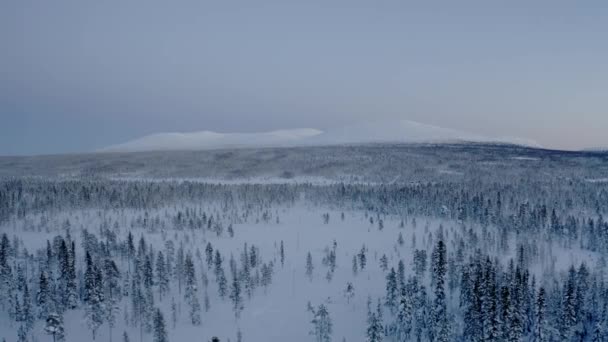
xmin=99 ymin=119 xmax=542 ymax=153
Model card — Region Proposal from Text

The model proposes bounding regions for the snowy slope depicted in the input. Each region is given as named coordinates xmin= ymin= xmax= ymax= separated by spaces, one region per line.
xmin=314 ymin=119 xmax=482 ymax=144
xmin=99 ymin=119 xmax=541 ymax=152
xmin=314 ymin=119 xmax=542 ymax=147
xmin=100 ymin=128 xmax=323 ymax=152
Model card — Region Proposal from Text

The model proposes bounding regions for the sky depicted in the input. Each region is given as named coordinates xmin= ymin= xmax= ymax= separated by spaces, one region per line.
xmin=1 ymin=1 xmax=607 ymax=155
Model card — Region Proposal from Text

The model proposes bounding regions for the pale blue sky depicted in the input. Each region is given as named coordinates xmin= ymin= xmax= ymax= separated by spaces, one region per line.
xmin=1 ymin=1 xmax=607 ymax=155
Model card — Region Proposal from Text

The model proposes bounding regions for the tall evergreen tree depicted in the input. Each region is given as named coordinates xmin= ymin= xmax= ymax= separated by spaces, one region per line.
xmin=153 ymin=308 xmax=169 ymax=342
xmin=280 ymin=240 xmax=285 ymax=267
xmin=44 ymin=312 xmax=65 ymax=342
xmin=366 ymin=299 xmax=383 ymax=342
xmin=229 ymin=270 xmax=243 ymax=318
xmin=394 ymin=278 xmax=413 ymax=341
xmin=84 ymin=252 xmax=104 ymax=340
xmin=309 ymin=303 xmax=332 ymax=342
xmin=184 ymin=254 xmax=201 ymax=326
xmin=37 ymin=270 xmax=51 ymax=320
xmin=22 ymin=283 xmax=34 ymax=333
xmin=432 ymin=239 xmax=449 ymax=342
xmin=385 ymin=267 xmax=398 ymax=313
xmin=533 ymin=287 xmax=547 ymax=342
xmin=104 ymin=258 xmax=121 ymax=342
xmin=561 ymin=266 xmax=578 ymax=340
xmin=156 ymin=251 xmax=169 ymax=300
xmin=306 ymin=252 xmax=314 ymax=281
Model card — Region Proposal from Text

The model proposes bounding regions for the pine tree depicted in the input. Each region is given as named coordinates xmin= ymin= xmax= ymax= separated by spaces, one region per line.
xmin=156 ymin=251 xmax=169 ymax=300
xmin=280 ymin=240 xmax=285 ymax=267
xmin=37 ymin=270 xmax=51 ymax=319
xmin=261 ymin=262 xmax=273 ymax=292
xmin=344 ymin=282 xmax=355 ymax=304
xmin=463 ymin=261 xmax=481 ymax=340
xmin=359 ymin=246 xmax=367 ymax=271
xmin=176 ymin=245 xmax=184 ymax=294
xmin=44 ymin=312 xmax=65 ymax=342
xmin=432 ymin=239 xmax=449 ymax=342
xmin=17 ymin=325 xmax=27 ymax=342
xmin=561 ymin=266 xmax=577 ymax=340
xmin=229 ymin=271 xmax=243 ymax=318
xmin=214 ymin=250 xmax=223 ymax=278
xmin=183 ymin=254 xmax=201 ymax=326
xmin=22 ymin=283 xmax=34 ymax=332
xmin=366 ymin=300 xmax=383 ymax=342
xmin=385 ymin=268 xmax=398 ymax=313
xmin=14 ymin=293 xmax=22 ymax=323
xmin=153 ymin=308 xmax=169 ymax=342
xmin=84 ymin=252 xmax=104 ymax=340
xmin=508 ymin=267 xmax=524 ymax=342
xmin=240 ymin=247 xmax=253 ymax=298
xmin=379 ymin=255 xmax=388 ymax=272
xmin=483 ymin=260 xmax=499 ymax=342
xmin=56 ymin=239 xmax=69 ymax=313
xmin=500 ymin=285 xmax=511 ymax=341
xmin=533 ymin=287 xmax=547 ymax=342
xmin=204 ymin=290 xmax=211 ymax=312
xmin=397 ymin=260 xmax=406 ymax=289
xmin=66 ymin=241 xmax=78 ymax=309
xmin=104 ymin=258 xmax=121 ymax=342
xmin=171 ymin=297 xmax=177 ymax=329
xmin=413 ymin=250 xmax=427 ymax=279
xmin=205 ymin=243 xmax=214 ymax=269
xmin=0 ymin=234 xmax=12 ymax=311
xmin=309 ymin=303 xmax=332 ymax=342
xmin=306 ymin=252 xmax=314 ymax=281
xmin=394 ymin=279 xmax=413 ymax=341
xmin=217 ymin=267 xmax=228 ymax=299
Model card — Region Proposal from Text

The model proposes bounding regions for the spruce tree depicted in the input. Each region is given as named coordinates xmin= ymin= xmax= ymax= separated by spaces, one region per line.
xmin=156 ymin=251 xmax=169 ymax=300
xmin=66 ymin=241 xmax=78 ymax=309
xmin=37 ymin=270 xmax=50 ymax=319
xmin=533 ymin=287 xmax=547 ymax=342
xmin=104 ymin=258 xmax=121 ymax=342
xmin=153 ymin=308 xmax=169 ymax=342
xmin=280 ymin=240 xmax=285 ymax=267
xmin=394 ymin=279 xmax=413 ymax=341
xmin=184 ymin=254 xmax=201 ymax=326
xmin=84 ymin=252 xmax=104 ymax=340
xmin=309 ymin=303 xmax=333 ymax=342
xmin=365 ymin=300 xmax=383 ymax=342
xmin=306 ymin=252 xmax=314 ymax=281
xmin=385 ymin=268 xmax=398 ymax=313
xmin=561 ymin=266 xmax=577 ymax=340
xmin=44 ymin=312 xmax=65 ymax=342
xmin=432 ymin=239 xmax=449 ymax=342
xmin=22 ymin=283 xmax=34 ymax=332
xmin=229 ymin=271 xmax=243 ymax=318
xmin=205 ymin=243 xmax=213 ymax=269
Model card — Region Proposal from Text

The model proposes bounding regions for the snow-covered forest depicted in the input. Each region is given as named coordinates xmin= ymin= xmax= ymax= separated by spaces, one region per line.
xmin=1 ymin=143 xmax=608 ymax=342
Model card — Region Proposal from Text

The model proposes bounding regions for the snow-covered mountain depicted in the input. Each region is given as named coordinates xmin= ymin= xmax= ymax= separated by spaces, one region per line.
xmin=314 ymin=120 xmax=482 ymax=145
xmin=99 ymin=119 xmax=541 ymax=152
xmin=100 ymin=128 xmax=323 ymax=152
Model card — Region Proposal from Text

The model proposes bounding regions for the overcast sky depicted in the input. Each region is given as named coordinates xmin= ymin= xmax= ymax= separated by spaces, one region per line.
xmin=1 ymin=1 xmax=607 ymax=155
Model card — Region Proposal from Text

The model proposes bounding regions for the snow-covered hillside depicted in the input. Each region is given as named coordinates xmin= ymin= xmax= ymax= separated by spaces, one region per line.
xmin=100 ymin=128 xmax=323 ymax=153
xmin=99 ymin=120 xmax=541 ymax=153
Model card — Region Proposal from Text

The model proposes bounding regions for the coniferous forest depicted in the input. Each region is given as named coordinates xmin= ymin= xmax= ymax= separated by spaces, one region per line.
xmin=1 ymin=143 xmax=608 ymax=341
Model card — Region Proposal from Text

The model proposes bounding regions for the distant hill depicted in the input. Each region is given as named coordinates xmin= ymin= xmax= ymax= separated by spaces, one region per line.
xmin=99 ymin=119 xmax=541 ymax=153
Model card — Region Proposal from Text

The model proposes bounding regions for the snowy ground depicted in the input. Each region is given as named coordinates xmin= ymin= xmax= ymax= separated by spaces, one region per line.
xmin=1 ymin=198 xmax=601 ymax=342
